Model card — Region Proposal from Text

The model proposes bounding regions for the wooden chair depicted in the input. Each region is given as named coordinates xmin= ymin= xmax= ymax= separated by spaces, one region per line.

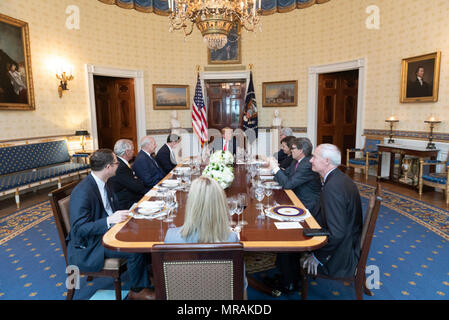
xmin=151 ymin=243 xmax=244 ymax=300
xmin=300 ymin=184 xmax=383 ymax=300
xmin=48 ymin=181 xmax=127 ymax=300
xmin=347 ymin=137 xmax=381 ymax=180
xmin=419 ymin=157 xmax=449 ymax=204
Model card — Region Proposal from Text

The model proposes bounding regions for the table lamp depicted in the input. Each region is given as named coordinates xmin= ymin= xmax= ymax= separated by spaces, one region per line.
xmin=75 ymin=130 xmax=89 ymax=152
xmin=385 ymin=116 xmax=399 ymax=144
xmin=424 ymin=116 xmax=441 ymax=150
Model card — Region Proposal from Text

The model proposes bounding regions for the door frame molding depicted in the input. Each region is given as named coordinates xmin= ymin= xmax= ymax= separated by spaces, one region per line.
xmin=307 ymin=58 xmax=366 ymax=149
xmin=200 ymin=70 xmax=251 ymax=101
xmin=85 ymin=64 xmax=146 ymax=150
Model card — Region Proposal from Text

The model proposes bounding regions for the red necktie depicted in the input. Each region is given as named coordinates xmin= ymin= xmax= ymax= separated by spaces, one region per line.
xmin=224 ymin=140 xmax=228 ymax=151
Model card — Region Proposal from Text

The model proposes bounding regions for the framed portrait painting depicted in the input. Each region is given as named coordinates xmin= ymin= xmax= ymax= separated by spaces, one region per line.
xmin=0 ymin=13 xmax=35 ymax=110
xmin=152 ymin=84 xmax=190 ymax=110
xmin=262 ymin=80 xmax=298 ymax=107
xmin=207 ymin=24 xmax=241 ymax=65
xmin=400 ymin=51 xmax=441 ymax=103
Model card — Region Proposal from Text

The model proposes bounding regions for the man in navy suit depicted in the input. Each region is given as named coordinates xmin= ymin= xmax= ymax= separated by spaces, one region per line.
xmin=67 ymin=149 xmax=154 ymax=300
xmin=155 ymin=133 xmax=181 ymax=175
xmin=133 ymin=136 xmax=165 ymax=189
xmin=304 ymin=143 xmax=363 ymax=278
xmin=108 ymin=139 xmax=150 ymax=210
xmin=267 ymin=137 xmax=322 ymax=294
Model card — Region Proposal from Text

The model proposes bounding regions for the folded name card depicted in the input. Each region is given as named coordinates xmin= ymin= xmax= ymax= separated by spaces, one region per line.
xmin=274 ymin=222 xmax=303 ymax=230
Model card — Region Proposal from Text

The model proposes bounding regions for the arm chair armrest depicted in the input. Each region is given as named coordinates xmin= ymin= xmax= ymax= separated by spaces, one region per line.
xmin=422 ymin=160 xmax=444 ymax=166
xmin=347 ymin=148 xmax=363 ymax=153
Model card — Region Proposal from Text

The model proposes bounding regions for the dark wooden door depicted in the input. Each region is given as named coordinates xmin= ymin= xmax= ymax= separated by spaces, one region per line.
xmin=94 ymin=76 xmax=137 ymax=152
xmin=205 ymin=81 xmax=246 ymax=130
xmin=317 ymin=70 xmax=358 ymax=165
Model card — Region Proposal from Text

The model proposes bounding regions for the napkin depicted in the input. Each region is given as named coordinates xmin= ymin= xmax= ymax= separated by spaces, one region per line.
xmin=139 ymin=200 xmax=164 ymax=209
xmin=274 ymin=222 xmax=303 ymax=229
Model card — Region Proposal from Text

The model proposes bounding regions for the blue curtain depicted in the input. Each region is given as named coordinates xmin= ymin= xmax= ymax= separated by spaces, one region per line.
xmin=97 ymin=0 xmax=330 ymax=15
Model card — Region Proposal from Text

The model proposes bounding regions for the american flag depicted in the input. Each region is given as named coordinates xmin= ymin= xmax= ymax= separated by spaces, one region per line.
xmin=192 ymin=74 xmax=208 ymax=147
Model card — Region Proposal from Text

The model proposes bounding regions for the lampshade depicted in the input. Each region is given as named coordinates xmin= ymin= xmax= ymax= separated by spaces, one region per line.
xmin=75 ymin=130 xmax=89 ymax=136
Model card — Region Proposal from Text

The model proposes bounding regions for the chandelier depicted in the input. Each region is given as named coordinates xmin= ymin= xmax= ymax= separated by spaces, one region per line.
xmin=168 ymin=0 xmax=262 ymax=50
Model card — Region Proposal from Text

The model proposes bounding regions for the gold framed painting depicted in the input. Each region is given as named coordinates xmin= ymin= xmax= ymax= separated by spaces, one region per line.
xmin=152 ymin=84 xmax=190 ymax=110
xmin=400 ymin=51 xmax=441 ymax=103
xmin=0 ymin=13 xmax=35 ymax=110
xmin=207 ymin=24 xmax=241 ymax=65
xmin=262 ymin=80 xmax=298 ymax=107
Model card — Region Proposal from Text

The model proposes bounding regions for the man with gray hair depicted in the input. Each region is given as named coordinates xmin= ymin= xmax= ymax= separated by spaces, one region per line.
xmin=108 ymin=139 xmax=150 ymax=210
xmin=303 ymin=143 xmax=363 ymax=278
xmin=133 ymin=136 xmax=165 ymax=189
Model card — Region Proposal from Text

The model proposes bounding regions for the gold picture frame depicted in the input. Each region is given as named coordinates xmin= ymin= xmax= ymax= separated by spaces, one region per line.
xmin=0 ymin=13 xmax=35 ymax=110
xmin=262 ymin=80 xmax=298 ymax=107
xmin=207 ymin=24 xmax=241 ymax=65
xmin=400 ymin=51 xmax=441 ymax=103
xmin=152 ymin=84 xmax=190 ymax=110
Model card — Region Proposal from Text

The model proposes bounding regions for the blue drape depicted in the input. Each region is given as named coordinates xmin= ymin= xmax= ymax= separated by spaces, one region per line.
xmin=97 ymin=0 xmax=330 ymax=15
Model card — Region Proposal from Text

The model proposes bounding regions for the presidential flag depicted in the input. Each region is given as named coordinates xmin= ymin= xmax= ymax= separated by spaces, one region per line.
xmin=192 ymin=74 xmax=208 ymax=147
xmin=242 ymin=71 xmax=258 ymax=141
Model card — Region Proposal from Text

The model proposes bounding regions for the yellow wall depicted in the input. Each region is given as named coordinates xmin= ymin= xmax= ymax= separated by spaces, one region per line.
xmin=0 ymin=0 xmax=448 ymax=141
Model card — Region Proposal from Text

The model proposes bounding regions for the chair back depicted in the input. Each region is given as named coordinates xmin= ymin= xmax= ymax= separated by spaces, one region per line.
xmin=364 ymin=138 xmax=381 ymax=158
xmin=357 ymin=184 xmax=382 ymax=276
xmin=151 ymin=242 xmax=244 ymax=300
xmin=48 ymin=181 xmax=79 ymax=266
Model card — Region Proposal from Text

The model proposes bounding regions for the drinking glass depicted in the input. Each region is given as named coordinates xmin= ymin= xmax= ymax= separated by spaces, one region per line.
xmin=264 ymin=187 xmax=273 ymax=208
xmin=255 ymin=188 xmax=265 ymax=220
xmin=227 ymin=196 xmax=237 ymax=225
xmin=238 ymin=193 xmax=248 ymax=226
xmin=163 ymin=191 xmax=176 ymax=223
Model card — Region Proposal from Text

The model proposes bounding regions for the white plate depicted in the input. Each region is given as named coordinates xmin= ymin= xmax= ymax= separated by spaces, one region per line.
xmin=161 ymin=179 xmax=180 ymax=187
xmin=259 ymin=168 xmax=272 ymax=176
xmin=139 ymin=200 xmax=164 ymax=209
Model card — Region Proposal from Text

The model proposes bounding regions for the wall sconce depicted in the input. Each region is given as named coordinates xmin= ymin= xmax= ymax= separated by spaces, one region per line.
xmin=57 ymin=70 xmax=74 ymax=98
xmin=385 ymin=116 xmax=399 ymax=144
xmin=75 ymin=130 xmax=89 ymax=152
xmin=424 ymin=116 xmax=441 ymax=149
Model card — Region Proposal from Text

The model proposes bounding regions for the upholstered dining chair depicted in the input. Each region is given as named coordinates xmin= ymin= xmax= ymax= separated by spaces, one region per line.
xmin=151 ymin=243 xmax=245 ymax=300
xmin=48 ymin=181 xmax=127 ymax=300
xmin=419 ymin=157 xmax=449 ymax=204
xmin=347 ymin=137 xmax=382 ymax=180
xmin=300 ymin=184 xmax=383 ymax=300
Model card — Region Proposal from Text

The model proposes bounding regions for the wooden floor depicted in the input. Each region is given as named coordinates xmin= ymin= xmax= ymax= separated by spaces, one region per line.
xmin=0 ymin=171 xmax=448 ymax=219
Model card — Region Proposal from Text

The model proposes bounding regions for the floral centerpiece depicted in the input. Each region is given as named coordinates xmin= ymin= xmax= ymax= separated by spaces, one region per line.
xmin=202 ymin=150 xmax=234 ymax=189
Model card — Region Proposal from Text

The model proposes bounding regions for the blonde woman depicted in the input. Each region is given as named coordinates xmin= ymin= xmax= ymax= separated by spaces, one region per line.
xmin=164 ymin=176 xmax=247 ymax=295
xmin=165 ymin=175 xmax=237 ymax=243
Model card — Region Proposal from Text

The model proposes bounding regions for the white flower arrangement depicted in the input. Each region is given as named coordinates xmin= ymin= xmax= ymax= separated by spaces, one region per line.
xmin=202 ymin=151 xmax=234 ymax=189
xmin=209 ymin=150 xmax=234 ymax=166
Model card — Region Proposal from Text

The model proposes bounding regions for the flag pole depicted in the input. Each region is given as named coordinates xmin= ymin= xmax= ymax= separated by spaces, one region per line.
xmin=196 ymin=65 xmax=202 ymax=160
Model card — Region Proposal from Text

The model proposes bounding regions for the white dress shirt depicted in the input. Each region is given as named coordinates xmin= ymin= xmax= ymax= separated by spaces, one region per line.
xmin=91 ymin=172 xmax=113 ymax=227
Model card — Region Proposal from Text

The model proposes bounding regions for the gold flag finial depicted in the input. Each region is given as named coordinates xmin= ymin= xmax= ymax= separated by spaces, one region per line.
xmin=196 ymin=65 xmax=201 ymax=73
xmin=249 ymin=64 xmax=253 ymax=71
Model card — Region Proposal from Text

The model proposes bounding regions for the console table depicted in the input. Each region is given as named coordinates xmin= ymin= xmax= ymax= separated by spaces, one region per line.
xmin=376 ymin=144 xmax=439 ymax=190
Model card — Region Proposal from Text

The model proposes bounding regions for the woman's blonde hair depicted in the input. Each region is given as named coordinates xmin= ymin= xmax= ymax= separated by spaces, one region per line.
xmin=180 ymin=176 xmax=231 ymax=243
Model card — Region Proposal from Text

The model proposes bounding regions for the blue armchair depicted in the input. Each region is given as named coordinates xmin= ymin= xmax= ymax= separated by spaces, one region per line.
xmin=419 ymin=158 xmax=449 ymax=204
xmin=346 ymin=137 xmax=381 ymax=180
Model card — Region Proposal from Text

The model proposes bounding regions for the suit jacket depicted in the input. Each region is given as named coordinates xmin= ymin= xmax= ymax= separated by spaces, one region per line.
xmin=314 ymin=168 xmax=363 ymax=278
xmin=67 ymin=174 xmax=119 ymax=272
xmin=407 ymin=78 xmax=432 ymax=97
xmin=132 ymin=150 xmax=165 ymax=189
xmin=274 ymin=156 xmax=321 ymax=214
xmin=279 ymin=155 xmax=293 ymax=170
xmin=210 ymin=137 xmax=237 ymax=155
xmin=155 ymin=144 xmax=177 ymax=175
xmin=108 ymin=157 xmax=149 ymax=210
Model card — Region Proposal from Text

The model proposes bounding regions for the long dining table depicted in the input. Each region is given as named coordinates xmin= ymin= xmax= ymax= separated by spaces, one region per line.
xmin=103 ymin=162 xmax=327 ymax=254
xmin=103 ymin=161 xmax=327 ymax=296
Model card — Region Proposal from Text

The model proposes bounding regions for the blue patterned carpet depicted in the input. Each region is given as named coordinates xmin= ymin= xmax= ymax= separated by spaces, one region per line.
xmin=0 ymin=182 xmax=448 ymax=300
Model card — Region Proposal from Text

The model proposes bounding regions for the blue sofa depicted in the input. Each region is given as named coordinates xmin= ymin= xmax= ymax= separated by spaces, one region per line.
xmin=0 ymin=140 xmax=90 ymax=208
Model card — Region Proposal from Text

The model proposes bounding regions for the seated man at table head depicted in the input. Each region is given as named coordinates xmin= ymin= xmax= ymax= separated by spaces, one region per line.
xmin=303 ymin=143 xmax=363 ymax=278
xmin=211 ymin=127 xmax=236 ymax=155
xmin=274 ymin=127 xmax=293 ymax=163
xmin=133 ymin=136 xmax=165 ymax=190
xmin=68 ymin=148 xmax=154 ymax=300
xmin=108 ymin=139 xmax=150 ymax=210
xmin=164 ymin=175 xmax=247 ymax=294
xmin=155 ymin=133 xmax=181 ymax=175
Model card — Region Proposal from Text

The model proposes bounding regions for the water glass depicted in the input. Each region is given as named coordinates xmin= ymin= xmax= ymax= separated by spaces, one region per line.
xmin=264 ymin=187 xmax=273 ymax=208
xmin=255 ymin=188 xmax=265 ymax=220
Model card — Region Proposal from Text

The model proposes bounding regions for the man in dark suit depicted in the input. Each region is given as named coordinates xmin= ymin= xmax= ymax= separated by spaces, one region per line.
xmin=304 ymin=143 xmax=363 ymax=278
xmin=267 ymin=137 xmax=322 ymax=294
xmin=67 ymin=149 xmax=154 ymax=300
xmin=407 ymin=66 xmax=433 ymax=98
xmin=108 ymin=139 xmax=150 ymax=210
xmin=210 ymin=127 xmax=237 ymax=155
xmin=133 ymin=136 xmax=166 ymax=189
xmin=155 ymin=133 xmax=181 ymax=175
